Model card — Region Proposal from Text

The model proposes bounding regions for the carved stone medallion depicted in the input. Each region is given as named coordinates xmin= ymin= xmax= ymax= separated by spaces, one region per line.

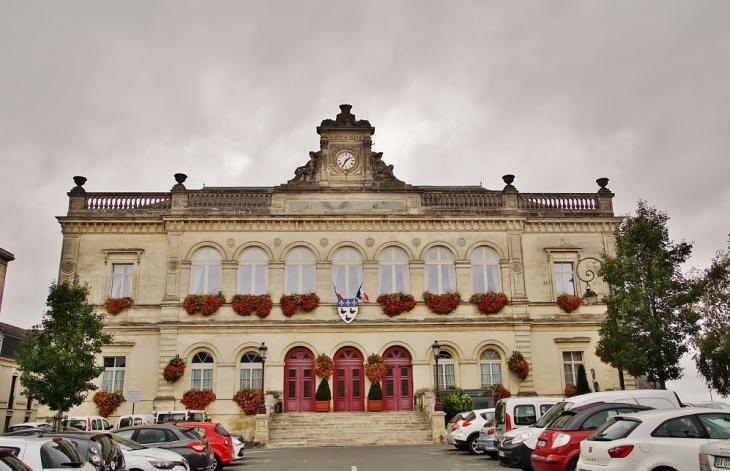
xmin=226 ymin=238 xmax=235 ymax=248
xmin=457 ymin=238 xmax=466 ymax=247
xmin=511 ymin=259 xmax=524 ymax=273
xmin=167 ymin=259 xmax=180 ymax=272
xmin=273 ymin=238 xmax=282 ymax=247
xmin=320 ymin=238 xmax=329 ymax=247
xmin=366 ymin=238 xmax=375 ymax=247
xmin=61 ymin=259 xmax=76 ymax=275
xmin=412 ymin=238 xmax=421 ymax=247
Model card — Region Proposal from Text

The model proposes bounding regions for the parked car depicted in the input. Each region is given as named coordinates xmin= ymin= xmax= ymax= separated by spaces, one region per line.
xmin=700 ymin=438 xmax=730 ymax=470
xmin=229 ymin=434 xmax=244 ymax=461
xmin=5 ymin=422 xmax=50 ymax=434
xmin=0 ymin=448 xmax=33 ymax=471
xmin=109 ymin=433 xmax=189 ymax=471
xmin=476 ymin=416 xmax=499 ymax=458
xmin=62 ymin=417 xmax=113 ymax=432
xmin=43 ymin=431 xmax=126 ymax=471
xmin=530 ymin=402 xmax=653 ymax=471
xmin=0 ymin=436 xmax=97 ymax=471
xmin=446 ymin=408 xmax=495 ymax=455
xmin=155 ymin=411 xmax=208 ymax=424
xmin=498 ymin=388 xmax=682 ymax=471
xmin=693 ymin=401 xmax=730 ymax=411
xmin=577 ymin=408 xmax=730 ymax=470
xmin=118 ymin=415 xmax=156 ymax=428
xmin=495 ymin=396 xmax=560 ymax=441
xmin=177 ymin=422 xmax=234 ymax=471
xmin=114 ymin=424 xmax=215 ymax=471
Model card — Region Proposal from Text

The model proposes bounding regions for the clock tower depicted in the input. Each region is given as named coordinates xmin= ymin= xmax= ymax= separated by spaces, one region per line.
xmin=286 ymin=104 xmax=404 ymax=188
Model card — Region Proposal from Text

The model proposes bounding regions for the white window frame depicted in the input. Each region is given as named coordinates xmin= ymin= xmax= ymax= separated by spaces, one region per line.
xmin=110 ymin=264 xmax=134 ymax=298
xmin=554 ymin=262 xmax=576 ymax=296
xmin=479 ymin=349 xmax=503 ymax=387
xmin=471 ymin=247 xmax=502 ymax=293
xmin=239 ymin=351 xmax=263 ymax=390
xmin=102 ymin=356 xmax=125 ymax=394
xmin=425 ymin=247 xmax=456 ymax=294
xmin=190 ymin=248 xmax=222 ymax=295
xmin=563 ymin=351 xmax=583 ymax=387
xmin=238 ymin=247 xmax=269 ymax=295
xmin=285 ymin=247 xmax=316 ymax=294
xmin=378 ymin=247 xmax=410 ymax=294
xmin=332 ymin=247 xmax=362 ymax=299
xmin=433 ymin=350 xmax=456 ymax=390
xmin=191 ymin=352 xmax=214 ymax=391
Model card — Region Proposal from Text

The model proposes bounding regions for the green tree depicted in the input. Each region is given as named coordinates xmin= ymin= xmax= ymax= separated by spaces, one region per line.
xmin=16 ymin=278 xmax=113 ymax=426
xmin=595 ymin=201 xmax=701 ymax=389
xmin=316 ymin=378 xmax=332 ymax=401
xmin=693 ymin=239 xmax=730 ymax=396
xmin=575 ymin=364 xmax=592 ymax=395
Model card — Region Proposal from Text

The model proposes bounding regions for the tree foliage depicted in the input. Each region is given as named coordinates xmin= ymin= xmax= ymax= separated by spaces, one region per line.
xmin=440 ymin=387 xmax=474 ymax=425
xmin=575 ymin=364 xmax=592 ymax=395
xmin=595 ymin=201 xmax=701 ymax=389
xmin=16 ymin=278 xmax=113 ymax=415
xmin=693 ymin=238 xmax=730 ymax=396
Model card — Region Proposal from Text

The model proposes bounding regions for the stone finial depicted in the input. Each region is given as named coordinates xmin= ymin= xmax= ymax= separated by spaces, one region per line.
xmin=502 ymin=174 xmax=517 ymax=193
xmin=596 ymin=178 xmax=611 ymax=194
xmin=70 ymin=176 xmax=87 ymax=194
xmin=173 ymin=173 xmax=187 ymax=191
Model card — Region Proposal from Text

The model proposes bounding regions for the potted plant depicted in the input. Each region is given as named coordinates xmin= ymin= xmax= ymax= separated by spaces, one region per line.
xmin=231 ymin=294 xmax=273 ymax=318
xmin=181 ymin=389 xmax=216 ymax=410
xmin=92 ymin=391 xmax=125 ymax=417
xmin=232 ymin=388 xmax=263 ymax=415
xmin=376 ymin=292 xmax=417 ymax=317
xmin=564 ymin=385 xmax=577 ymax=397
xmin=280 ymin=293 xmax=320 ymax=318
xmin=163 ymin=355 xmax=186 ymax=383
xmin=314 ymin=353 xmax=333 ymax=412
xmin=104 ymin=297 xmax=133 ymax=315
xmin=365 ymin=353 xmax=386 ymax=412
xmin=469 ymin=292 xmax=509 ymax=315
xmin=508 ymin=350 xmax=530 ymax=381
xmin=422 ymin=291 xmax=461 ymax=315
xmin=557 ymin=293 xmax=583 ymax=313
xmin=490 ymin=383 xmax=511 ymax=401
xmin=182 ymin=293 xmax=226 ymax=316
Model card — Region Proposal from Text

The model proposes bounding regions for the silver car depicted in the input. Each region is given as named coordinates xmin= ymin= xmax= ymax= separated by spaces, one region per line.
xmin=700 ymin=440 xmax=730 ymax=471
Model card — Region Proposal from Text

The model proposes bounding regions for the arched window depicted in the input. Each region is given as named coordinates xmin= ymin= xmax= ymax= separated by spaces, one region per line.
xmin=379 ymin=247 xmax=409 ymax=294
xmin=240 ymin=351 xmax=263 ymax=390
xmin=190 ymin=352 xmax=214 ymax=391
xmin=332 ymin=247 xmax=362 ymax=299
xmin=480 ymin=349 xmax=503 ymax=387
xmin=433 ymin=350 xmax=456 ymax=390
xmin=425 ymin=247 xmax=455 ymax=294
xmin=471 ymin=247 xmax=502 ymax=293
xmin=238 ymin=247 xmax=269 ymax=295
xmin=191 ymin=248 xmax=222 ymax=295
xmin=285 ymin=247 xmax=316 ymax=294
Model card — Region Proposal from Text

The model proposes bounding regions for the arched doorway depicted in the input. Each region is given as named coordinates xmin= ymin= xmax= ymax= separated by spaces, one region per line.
xmin=284 ymin=347 xmax=316 ymax=412
xmin=333 ymin=347 xmax=364 ymax=412
xmin=383 ymin=346 xmax=413 ymax=411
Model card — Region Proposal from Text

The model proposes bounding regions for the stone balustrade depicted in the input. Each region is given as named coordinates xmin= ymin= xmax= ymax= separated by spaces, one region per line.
xmin=84 ymin=193 xmax=172 ymax=210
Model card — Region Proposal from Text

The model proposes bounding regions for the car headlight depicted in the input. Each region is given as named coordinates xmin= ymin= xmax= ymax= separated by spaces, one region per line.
xmin=146 ymin=457 xmax=176 ymax=469
xmin=511 ymin=431 xmax=533 ymax=444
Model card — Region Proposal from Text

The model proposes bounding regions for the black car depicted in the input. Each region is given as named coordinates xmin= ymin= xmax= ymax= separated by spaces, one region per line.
xmin=113 ymin=424 xmax=215 ymax=471
xmin=43 ymin=432 xmax=126 ymax=471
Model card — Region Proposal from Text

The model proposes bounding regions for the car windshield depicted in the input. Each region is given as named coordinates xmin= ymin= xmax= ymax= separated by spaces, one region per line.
xmin=111 ymin=434 xmax=145 ymax=451
xmin=214 ymin=425 xmax=229 ymax=437
xmin=547 ymin=411 xmax=577 ymax=430
xmin=588 ymin=417 xmax=641 ymax=441
xmin=0 ymin=452 xmax=34 ymax=471
xmin=463 ymin=412 xmax=476 ymax=421
xmin=41 ymin=439 xmax=86 ymax=468
xmin=534 ymin=402 xmax=574 ymax=428
xmin=63 ymin=420 xmax=87 ymax=430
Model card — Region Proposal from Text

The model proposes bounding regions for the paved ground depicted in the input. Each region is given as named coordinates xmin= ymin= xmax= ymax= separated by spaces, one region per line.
xmin=229 ymin=444 xmax=503 ymax=471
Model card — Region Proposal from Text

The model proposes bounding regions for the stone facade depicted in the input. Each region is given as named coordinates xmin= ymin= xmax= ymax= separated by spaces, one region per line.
xmin=44 ymin=105 xmax=624 ymax=440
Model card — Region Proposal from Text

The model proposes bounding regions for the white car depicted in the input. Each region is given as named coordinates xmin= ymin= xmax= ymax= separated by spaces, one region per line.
xmin=446 ymin=408 xmax=495 ymax=455
xmin=0 ymin=436 xmax=98 ymax=471
xmin=6 ymin=422 xmax=50 ymax=433
xmin=110 ymin=433 xmax=190 ymax=471
xmin=577 ymin=408 xmax=730 ymax=470
xmin=230 ymin=435 xmax=245 ymax=461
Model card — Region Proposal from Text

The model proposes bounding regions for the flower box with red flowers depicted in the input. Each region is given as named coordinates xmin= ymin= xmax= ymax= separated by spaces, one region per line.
xmin=104 ymin=297 xmax=133 ymax=315
xmin=93 ymin=391 xmax=125 ymax=417
xmin=183 ymin=293 xmax=226 ymax=316
xmin=231 ymin=294 xmax=273 ymax=318
xmin=508 ymin=350 xmax=530 ymax=381
xmin=557 ymin=293 xmax=583 ymax=313
xmin=181 ymin=389 xmax=216 ymax=410
xmin=376 ymin=292 xmax=417 ymax=317
xmin=490 ymin=383 xmax=511 ymax=401
xmin=232 ymin=388 xmax=263 ymax=415
xmin=469 ymin=292 xmax=509 ymax=315
xmin=564 ymin=385 xmax=577 ymax=397
xmin=279 ymin=293 xmax=320 ymax=317
xmin=422 ymin=291 xmax=461 ymax=315
xmin=163 ymin=355 xmax=186 ymax=383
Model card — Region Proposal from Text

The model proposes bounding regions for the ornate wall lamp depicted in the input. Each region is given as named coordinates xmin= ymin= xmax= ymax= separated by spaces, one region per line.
xmin=576 ymin=257 xmax=602 ymax=305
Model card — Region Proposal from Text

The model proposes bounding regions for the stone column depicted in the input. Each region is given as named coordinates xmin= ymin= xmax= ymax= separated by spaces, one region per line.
xmin=154 ymin=326 xmax=180 ymax=412
xmin=507 ymin=231 xmax=528 ymax=303
xmin=221 ymin=261 xmax=238 ymax=299
xmin=454 ymin=260 xmax=471 ymax=298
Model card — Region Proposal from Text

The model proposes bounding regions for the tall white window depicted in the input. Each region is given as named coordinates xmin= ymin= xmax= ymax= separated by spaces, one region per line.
xmin=285 ymin=247 xmax=316 ymax=294
xmin=425 ymin=247 xmax=455 ymax=294
xmin=111 ymin=264 xmax=133 ymax=298
xmin=479 ymin=349 xmax=502 ymax=387
xmin=433 ymin=350 xmax=456 ymax=390
xmin=563 ymin=351 xmax=583 ymax=386
xmin=379 ymin=247 xmax=409 ymax=294
xmin=554 ymin=262 xmax=575 ymax=296
xmin=191 ymin=352 xmax=214 ymax=391
xmin=238 ymin=248 xmax=269 ymax=295
xmin=102 ymin=356 xmax=125 ymax=393
xmin=240 ymin=351 xmax=263 ymax=390
xmin=332 ymin=248 xmax=362 ymax=298
xmin=191 ymin=248 xmax=222 ymax=295
xmin=471 ymin=247 xmax=501 ymax=293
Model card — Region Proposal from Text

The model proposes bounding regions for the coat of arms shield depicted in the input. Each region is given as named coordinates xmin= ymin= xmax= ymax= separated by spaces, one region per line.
xmin=337 ymin=298 xmax=359 ymax=324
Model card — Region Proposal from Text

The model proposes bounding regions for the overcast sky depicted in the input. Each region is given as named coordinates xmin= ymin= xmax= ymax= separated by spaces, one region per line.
xmin=1 ymin=1 xmax=728 ymax=402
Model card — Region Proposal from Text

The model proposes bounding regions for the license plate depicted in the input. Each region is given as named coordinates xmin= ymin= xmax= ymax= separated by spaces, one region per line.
xmin=499 ymin=451 xmax=505 ymax=457
xmin=716 ymin=457 xmax=730 ymax=468
xmin=537 ymin=440 xmax=546 ymax=447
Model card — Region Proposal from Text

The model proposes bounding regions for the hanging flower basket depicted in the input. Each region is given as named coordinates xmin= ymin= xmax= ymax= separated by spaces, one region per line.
xmin=279 ymin=293 xmax=320 ymax=317
xmin=508 ymin=350 xmax=530 ymax=381
xmin=490 ymin=383 xmax=511 ymax=401
xmin=183 ymin=293 xmax=226 ymax=316
xmin=376 ymin=292 xmax=417 ymax=317
xmin=93 ymin=391 xmax=125 ymax=417
xmin=163 ymin=355 xmax=186 ymax=383
xmin=104 ymin=297 xmax=133 ymax=315
xmin=422 ymin=291 xmax=461 ymax=315
xmin=181 ymin=389 xmax=216 ymax=410
xmin=564 ymin=385 xmax=577 ymax=397
xmin=557 ymin=294 xmax=583 ymax=313
xmin=231 ymin=294 xmax=273 ymax=318
xmin=232 ymin=388 xmax=263 ymax=415
xmin=469 ymin=292 xmax=509 ymax=315
xmin=314 ymin=354 xmax=334 ymax=380
xmin=364 ymin=353 xmax=386 ymax=384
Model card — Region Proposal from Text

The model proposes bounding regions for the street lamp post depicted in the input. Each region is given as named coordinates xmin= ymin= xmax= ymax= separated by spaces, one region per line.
xmin=431 ymin=340 xmax=442 ymax=412
xmin=257 ymin=342 xmax=268 ymax=415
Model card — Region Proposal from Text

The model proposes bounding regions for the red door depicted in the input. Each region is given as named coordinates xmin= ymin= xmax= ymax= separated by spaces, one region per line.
xmin=333 ymin=347 xmax=364 ymax=412
xmin=284 ymin=347 xmax=316 ymax=412
xmin=383 ymin=346 xmax=413 ymax=411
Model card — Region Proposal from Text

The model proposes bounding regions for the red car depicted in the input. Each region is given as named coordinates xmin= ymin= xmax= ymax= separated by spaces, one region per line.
xmin=178 ymin=422 xmax=234 ymax=471
xmin=530 ymin=402 xmax=652 ymax=471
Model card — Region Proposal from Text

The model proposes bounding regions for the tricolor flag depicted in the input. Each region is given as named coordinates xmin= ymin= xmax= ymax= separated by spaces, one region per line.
xmin=356 ymin=285 xmax=370 ymax=302
xmin=332 ymin=283 xmax=343 ymax=300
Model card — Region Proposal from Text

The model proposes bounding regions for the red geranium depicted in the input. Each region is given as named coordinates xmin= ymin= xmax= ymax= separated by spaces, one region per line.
xmin=279 ymin=293 xmax=320 ymax=317
xmin=231 ymin=294 xmax=273 ymax=318
xmin=314 ymin=354 xmax=334 ymax=380
xmin=491 ymin=383 xmax=511 ymax=401
xmin=376 ymin=292 xmax=417 ymax=317
xmin=232 ymin=389 xmax=263 ymax=415
xmin=565 ymin=385 xmax=577 ymax=397
xmin=163 ymin=355 xmax=186 ymax=383
xmin=557 ymin=294 xmax=583 ymax=313
xmin=364 ymin=353 xmax=386 ymax=384
xmin=508 ymin=351 xmax=530 ymax=381
xmin=93 ymin=391 xmax=125 ymax=417
xmin=183 ymin=293 xmax=226 ymax=316
xmin=469 ymin=292 xmax=509 ymax=315
xmin=181 ymin=389 xmax=216 ymax=410
xmin=104 ymin=297 xmax=133 ymax=315
xmin=422 ymin=291 xmax=461 ymax=315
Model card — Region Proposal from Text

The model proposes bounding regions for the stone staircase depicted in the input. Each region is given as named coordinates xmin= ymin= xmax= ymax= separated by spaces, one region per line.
xmin=268 ymin=411 xmax=434 ymax=447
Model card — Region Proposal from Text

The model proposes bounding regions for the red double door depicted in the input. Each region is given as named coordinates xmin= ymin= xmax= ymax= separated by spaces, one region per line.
xmin=383 ymin=346 xmax=413 ymax=411
xmin=334 ymin=347 xmax=364 ymax=412
xmin=284 ymin=347 xmax=315 ymax=412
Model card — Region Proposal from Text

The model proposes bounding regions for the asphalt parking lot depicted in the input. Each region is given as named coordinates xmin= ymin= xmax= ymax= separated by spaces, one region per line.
xmin=229 ymin=444 xmax=504 ymax=471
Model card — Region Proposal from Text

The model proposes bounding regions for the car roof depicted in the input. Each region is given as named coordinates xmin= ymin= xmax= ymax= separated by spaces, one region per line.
xmin=616 ymin=407 xmax=729 ymax=422
xmin=44 ymin=431 xmax=114 ymax=439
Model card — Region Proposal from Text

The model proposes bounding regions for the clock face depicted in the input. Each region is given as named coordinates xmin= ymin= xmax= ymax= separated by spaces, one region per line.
xmin=336 ymin=151 xmax=357 ymax=171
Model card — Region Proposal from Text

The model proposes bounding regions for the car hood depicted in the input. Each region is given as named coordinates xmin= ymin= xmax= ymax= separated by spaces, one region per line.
xmin=126 ymin=447 xmax=186 ymax=462
xmin=502 ymin=424 xmax=535 ymax=438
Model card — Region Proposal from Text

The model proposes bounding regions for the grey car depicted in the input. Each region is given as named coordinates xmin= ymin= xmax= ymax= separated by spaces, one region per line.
xmin=114 ymin=424 xmax=215 ymax=471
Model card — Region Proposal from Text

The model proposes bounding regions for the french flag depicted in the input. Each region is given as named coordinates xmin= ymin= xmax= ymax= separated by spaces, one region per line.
xmin=333 ymin=283 xmax=343 ymax=300
xmin=356 ymin=285 xmax=370 ymax=302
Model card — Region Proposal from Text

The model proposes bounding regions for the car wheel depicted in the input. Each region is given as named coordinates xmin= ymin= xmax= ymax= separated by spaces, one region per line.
xmin=214 ymin=455 xmax=222 ymax=471
xmin=566 ymin=458 xmax=577 ymax=471
xmin=467 ymin=435 xmax=485 ymax=455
